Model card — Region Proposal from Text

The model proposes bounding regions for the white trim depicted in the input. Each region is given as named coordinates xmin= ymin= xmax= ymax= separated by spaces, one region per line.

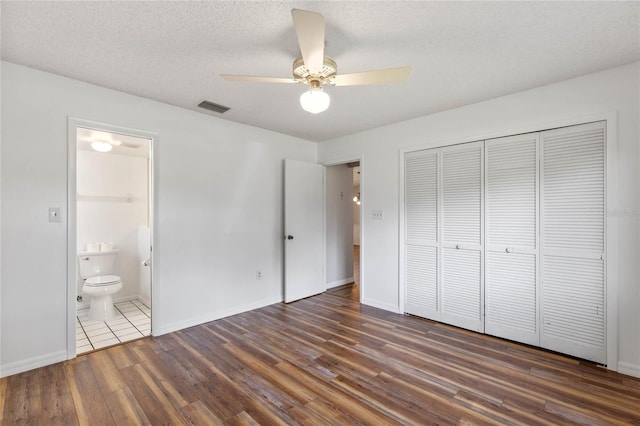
xmin=604 ymin=114 xmax=618 ymax=372
xmin=75 ymin=294 xmax=151 ymax=310
xmin=153 ymin=296 xmax=281 ymax=336
xmin=398 ymin=152 xmax=405 ymax=315
xmin=327 ymin=278 xmax=355 ymax=289
xmin=1 ymin=350 xmax=67 ymax=378
xmin=617 ymin=361 xmax=640 ymax=378
xmin=67 ymin=118 xmax=157 ymax=361
xmin=321 ymin=155 xmax=364 ymax=304
xmin=398 ymin=111 xmax=618 ymax=370
xmin=361 ymin=297 xmax=401 ymax=314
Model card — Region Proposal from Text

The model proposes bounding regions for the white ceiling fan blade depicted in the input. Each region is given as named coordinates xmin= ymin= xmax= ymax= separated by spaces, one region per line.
xmin=118 ymin=142 xmax=141 ymax=149
xmin=331 ymin=66 xmax=412 ymax=86
xmin=291 ymin=9 xmax=325 ymax=75
xmin=221 ymin=74 xmax=299 ymax=84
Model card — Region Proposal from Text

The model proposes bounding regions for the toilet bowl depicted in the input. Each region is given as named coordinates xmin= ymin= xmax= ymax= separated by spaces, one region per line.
xmin=82 ymin=275 xmax=123 ymax=321
xmin=78 ymin=250 xmax=123 ymax=322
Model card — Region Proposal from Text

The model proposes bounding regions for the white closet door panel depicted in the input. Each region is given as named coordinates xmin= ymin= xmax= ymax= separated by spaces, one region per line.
xmin=405 ymin=245 xmax=439 ymax=319
xmin=485 ymin=252 xmax=538 ymax=345
xmin=441 ymin=248 xmax=482 ymax=332
xmin=442 ymin=144 xmax=482 ymax=246
xmin=541 ymin=121 xmax=606 ymax=364
xmin=405 ymin=151 xmax=438 ymax=243
xmin=541 ymin=255 xmax=605 ymax=363
xmin=542 ymin=124 xmax=605 ymax=253
xmin=486 ymin=135 xmax=537 ymax=249
xmin=485 ymin=133 xmax=539 ymax=346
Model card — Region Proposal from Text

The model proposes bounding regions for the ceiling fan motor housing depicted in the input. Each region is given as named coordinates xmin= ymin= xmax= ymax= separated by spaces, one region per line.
xmin=293 ymin=56 xmax=337 ymax=86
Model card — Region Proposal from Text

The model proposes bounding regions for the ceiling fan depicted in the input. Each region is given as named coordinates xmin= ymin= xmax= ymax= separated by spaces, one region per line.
xmin=221 ymin=9 xmax=412 ymax=114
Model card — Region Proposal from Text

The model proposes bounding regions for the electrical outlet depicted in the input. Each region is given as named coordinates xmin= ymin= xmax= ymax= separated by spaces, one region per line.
xmin=372 ymin=210 xmax=384 ymax=220
xmin=256 ymin=271 xmax=262 ymax=280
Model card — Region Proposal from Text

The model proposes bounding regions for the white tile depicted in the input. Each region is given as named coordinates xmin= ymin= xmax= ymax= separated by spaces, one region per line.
xmin=81 ymin=321 xmax=106 ymax=331
xmin=110 ymin=322 xmax=135 ymax=331
xmin=116 ymin=304 xmax=138 ymax=313
xmin=90 ymin=331 xmax=117 ymax=343
xmin=93 ymin=338 xmax=119 ymax=349
xmin=138 ymin=328 xmax=151 ymax=335
xmin=124 ymin=313 xmax=148 ymax=322
xmin=134 ymin=320 xmax=151 ymax=327
xmin=85 ymin=327 xmax=112 ymax=338
xmin=77 ymin=344 xmax=93 ymax=354
xmin=114 ymin=326 xmax=137 ymax=337
xmin=119 ymin=331 xmax=144 ymax=342
xmin=77 ymin=338 xmax=90 ymax=346
xmin=105 ymin=317 xmax=128 ymax=326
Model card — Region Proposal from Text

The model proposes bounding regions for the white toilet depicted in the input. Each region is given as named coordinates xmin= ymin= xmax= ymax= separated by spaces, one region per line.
xmin=78 ymin=250 xmax=123 ymax=321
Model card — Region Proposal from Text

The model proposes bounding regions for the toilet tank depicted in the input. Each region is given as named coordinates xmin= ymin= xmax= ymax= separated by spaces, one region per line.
xmin=77 ymin=250 xmax=119 ymax=278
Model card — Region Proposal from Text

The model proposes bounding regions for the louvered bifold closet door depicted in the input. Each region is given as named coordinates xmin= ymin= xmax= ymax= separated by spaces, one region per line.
xmin=485 ymin=134 xmax=539 ymax=346
xmin=440 ymin=142 xmax=484 ymax=332
xmin=404 ymin=150 xmax=440 ymax=320
xmin=541 ymin=121 xmax=606 ymax=364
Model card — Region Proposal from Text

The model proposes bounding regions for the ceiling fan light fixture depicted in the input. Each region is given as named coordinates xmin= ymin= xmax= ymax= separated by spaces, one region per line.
xmin=91 ymin=141 xmax=113 ymax=153
xmin=300 ymin=88 xmax=330 ymax=114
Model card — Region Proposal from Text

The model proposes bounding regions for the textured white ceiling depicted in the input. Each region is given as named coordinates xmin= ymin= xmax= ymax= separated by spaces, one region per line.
xmin=2 ymin=1 xmax=638 ymax=142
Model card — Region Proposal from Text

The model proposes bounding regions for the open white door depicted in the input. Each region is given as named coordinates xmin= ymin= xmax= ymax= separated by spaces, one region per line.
xmin=284 ymin=159 xmax=325 ymax=303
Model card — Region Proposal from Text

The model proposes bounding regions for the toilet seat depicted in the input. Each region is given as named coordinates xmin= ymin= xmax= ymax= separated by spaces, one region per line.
xmin=85 ymin=275 xmax=121 ymax=287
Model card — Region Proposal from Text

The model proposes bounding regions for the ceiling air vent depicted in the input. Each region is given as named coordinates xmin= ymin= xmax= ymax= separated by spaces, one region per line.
xmin=198 ymin=100 xmax=230 ymax=114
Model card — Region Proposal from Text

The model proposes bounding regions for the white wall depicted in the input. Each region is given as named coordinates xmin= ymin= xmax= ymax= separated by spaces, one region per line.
xmin=0 ymin=62 xmax=316 ymax=376
xmin=326 ymin=165 xmax=354 ymax=287
xmin=76 ymin=150 xmax=149 ymax=302
xmin=319 ymin=62 xmax=640 ymax=375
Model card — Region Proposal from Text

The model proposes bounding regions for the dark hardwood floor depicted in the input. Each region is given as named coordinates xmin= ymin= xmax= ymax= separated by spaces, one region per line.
xmin=2 ymin=291 xmax=640 ymax=425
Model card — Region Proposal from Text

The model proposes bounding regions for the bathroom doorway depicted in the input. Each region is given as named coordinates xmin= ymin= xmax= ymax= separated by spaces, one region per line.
xmin=325 ymin=160 xmax=362 ymax=302
xmin=67 ymin=119 xmax=155 ymax=357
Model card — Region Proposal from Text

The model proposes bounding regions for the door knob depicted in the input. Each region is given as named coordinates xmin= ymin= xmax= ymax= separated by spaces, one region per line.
xmin=287 ymin=235 xmax=294 ymax=240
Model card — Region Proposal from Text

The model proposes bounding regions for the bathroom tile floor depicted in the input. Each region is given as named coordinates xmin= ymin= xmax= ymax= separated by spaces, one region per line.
xmin=76 ymin=300 xmax=151 ymax=354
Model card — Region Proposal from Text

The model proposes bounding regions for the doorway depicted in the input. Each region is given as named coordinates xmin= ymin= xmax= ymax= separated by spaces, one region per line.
xmin=67 ymin=119 xmax=155 ymax=357
xmin=325 ymin=161 xmax=361 ymax=301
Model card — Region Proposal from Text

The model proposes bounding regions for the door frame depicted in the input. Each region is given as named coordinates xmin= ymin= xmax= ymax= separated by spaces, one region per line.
xmin=66 ymin=118 xmax=157 ymax=359
xmin=322 ymin=156 xmax=364 ymax=303
xmin=399 ymin=111 xmax=618 ymax=371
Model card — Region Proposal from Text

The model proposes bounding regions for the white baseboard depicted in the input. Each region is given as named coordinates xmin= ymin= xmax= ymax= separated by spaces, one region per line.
xmin=618 ymin=361 xmax=640 ymax=378
xmin=327 ymin=277 xmax=354 ymax=289
xmin=361 ymin=297 xmax=400 ymax=314
xmin=76 ymin=293 xmax=147 ymax=311
xmin=1 ymin=350 xmax=68 ymax=378
xmin=153 ymin=296 xmax=282 ymax=336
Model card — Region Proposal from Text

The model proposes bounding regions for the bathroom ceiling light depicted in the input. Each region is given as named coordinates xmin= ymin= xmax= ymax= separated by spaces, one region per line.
xmin=91 ymin=141 xmax=113 ymax=152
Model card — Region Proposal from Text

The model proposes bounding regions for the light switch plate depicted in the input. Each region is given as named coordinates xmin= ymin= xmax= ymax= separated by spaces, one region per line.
xmin=372 ymin=210 xmax=384 ymax=220
xmin=49 ymin=207 xmax=61 ymax=223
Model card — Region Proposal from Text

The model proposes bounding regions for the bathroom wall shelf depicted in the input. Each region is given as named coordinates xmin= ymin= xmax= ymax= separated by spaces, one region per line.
xmin=77 ymin=193 xmax=135 ymax=203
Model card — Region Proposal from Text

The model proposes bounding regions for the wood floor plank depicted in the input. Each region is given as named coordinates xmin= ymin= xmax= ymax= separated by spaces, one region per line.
xmin=2 ymin=291 xmax=640 ymax=424
xmin=63 ymin=357 xmax=115 ymax=425
xmin=38 ymin=363 xmax=79 ymax=425
xmin=104 ymin=386 xmax=152 ymax=425
xmin=0 ymin=375 xmax=7 ymax=422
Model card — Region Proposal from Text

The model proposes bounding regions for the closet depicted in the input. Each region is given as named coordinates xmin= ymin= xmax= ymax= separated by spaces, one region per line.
xmin=403 ymin=121 xmax=606 ymax=364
